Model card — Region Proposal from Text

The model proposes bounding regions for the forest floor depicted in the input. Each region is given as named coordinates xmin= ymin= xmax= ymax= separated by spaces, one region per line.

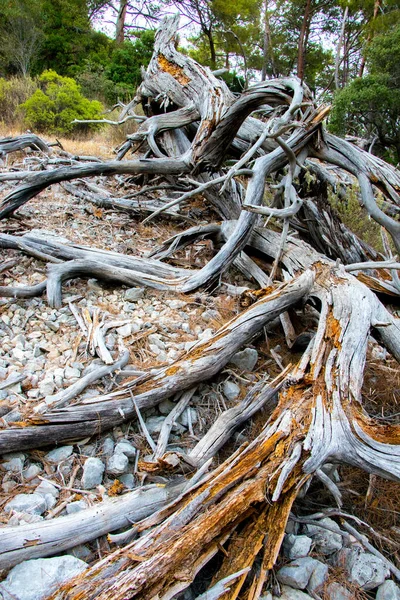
xmin=0 ymin=132 xmax=399 ymax=600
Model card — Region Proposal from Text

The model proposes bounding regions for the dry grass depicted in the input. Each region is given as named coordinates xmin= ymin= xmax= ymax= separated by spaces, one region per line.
xmin=362 ymin=349 xmax=400 ymax=421
xmin=0 ymin=123 xmax=132 ymax=160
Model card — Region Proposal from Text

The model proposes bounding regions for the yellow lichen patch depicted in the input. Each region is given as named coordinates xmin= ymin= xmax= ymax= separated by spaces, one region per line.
xmin=165 ymin=364 xmax=181 ymax=377
xmin=108 ymin=479 xmax=125 ymax=496
xmin=158 ymin=54 xmax=190 ymax=85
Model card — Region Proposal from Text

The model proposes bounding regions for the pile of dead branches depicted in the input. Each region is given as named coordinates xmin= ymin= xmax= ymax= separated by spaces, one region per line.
xmin=0 ymin=14 xmax=399 ymax=600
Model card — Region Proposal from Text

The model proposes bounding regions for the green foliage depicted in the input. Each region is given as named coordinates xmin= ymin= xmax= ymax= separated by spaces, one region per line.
xmin=330 ymin=24 xmax=400 ymax=163
xmin=218 ymin=71 xmax=245 ymax=93
xmin=328 ymin=184 xmax=384 ymax=252
xmin=76 ymin=30 xmax=155 ymax=104
xmin=105 ymin=30 xmax=155 ymax=93
xmin=19 ymin=70 xmax=103 ymax=135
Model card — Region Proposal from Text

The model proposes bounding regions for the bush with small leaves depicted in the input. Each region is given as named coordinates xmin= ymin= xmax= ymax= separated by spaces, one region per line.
xmin=19 ymin=70 xmax=104 ymax=136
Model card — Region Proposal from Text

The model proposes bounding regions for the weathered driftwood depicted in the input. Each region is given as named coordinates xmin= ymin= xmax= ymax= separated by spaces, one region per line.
xmin=1 ymin=14 xmax=400 ymax=599
xmin=45 ymin=264 xmax=400 ymax=600
xmin=0 ymin=134 xmax=50 ymax=157
xmin=0 ymin=481 xmax=184 ymax=570
xmin=0 ymin=271 xmax=313 ymax=453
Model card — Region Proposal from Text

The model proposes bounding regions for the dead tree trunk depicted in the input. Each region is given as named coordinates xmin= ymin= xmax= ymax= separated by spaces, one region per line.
xmin=1 ymin=14 xmax=400 ymax=600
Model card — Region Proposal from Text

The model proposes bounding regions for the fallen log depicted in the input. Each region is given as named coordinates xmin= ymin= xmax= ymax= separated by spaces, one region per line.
xmin=0 ymin=134 xmax=50 ymax=157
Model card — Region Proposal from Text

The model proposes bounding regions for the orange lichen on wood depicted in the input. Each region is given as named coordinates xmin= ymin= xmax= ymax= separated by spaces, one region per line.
xmin=351 ymin=406 xmax=400 ymax=445
xmin=325 ymin=310 xmax=342 ymax=349
xmin=158 ymin=54 xmax=190 ymax=85
xmin=211 ymin=507 xmax=270 ymax=600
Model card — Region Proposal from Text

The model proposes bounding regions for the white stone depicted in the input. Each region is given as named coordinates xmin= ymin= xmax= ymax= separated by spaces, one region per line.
xmin=4 ymin=493 xmax=47 ymax=516
xmin=337 ymin=547 xmax=389 ymax=589
xmin=125 ymin=287 xmax=145 ymax=301
xmin=114 ymin=440 xmax=136 ymax=459
xmin=308 ymin=560 xmax=329 ymax=593
xmin=119 ymin=473 xmax=135 ymax=489
xmin=273 ymin=586 xmax=314 ymax=599
xmin=107 ymin=453 xmax=129 ymax=475
xmin=66 ymin=500 xmax=88 ymax=514
xmin=277 ymin=557 xmax=324 ymax=590
xmin=23 ymin=464 xmax=42 ymax=481
xmin=2 ymin=452 xmax=25 ymax=473
xmin=325 ymin=583 xmax=352 ymax=600
xmin=116 ymin=324 xmax=132 ymax=338
xmin=158 ymin=399 xmax=176 ymax=415
xmin=45 ymin=445 xmax=73 ymax=464
xmin=39 ymin=379 xmax=55 ymax=397
xmin=35 ymin=480 xmax=59 ymax=509
xmin=148 ymin=334 xmax=165 ymax=350
xmin=0 ymin=556 xmax=87 ymax=600
xmin=178 ymin=407 xmax=198 ymax=428
xmin=64 ymin=366 xmax=80 ymax=379
xmin=222 ymin=380 xmax=241 ymax=401
xmin=376 ymin=580 xmax=400 ymax=600
xmin=229 ymin=348 xmax=258 ymax=371
xmin=82 ymin=457 xmax=105 ymax=489
xmin=145 ymin=416 xmax=165 ymax=435
xmin=35 ymin=480 xmax=59 ymax=498
xmin=283 ymin=534 xmax=313 ymax=560
xmin=101 ymin=437 xmax=114 ymax=456
xmin=305 ymin=517 xmax=343 ymax=555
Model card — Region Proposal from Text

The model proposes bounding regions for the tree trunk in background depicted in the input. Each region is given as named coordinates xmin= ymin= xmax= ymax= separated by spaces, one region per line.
xmin=335 ymin=5 xmax=348 ymax=89
xmin=116 ymin=0 xmax=128 ymax=44
xmin=358 ymin=0 xmax=381 ymax=77
xmin=297 ymin=0 xmax=312 ymax=81
xmin=261 ymin=0 xmax=273 ymax=80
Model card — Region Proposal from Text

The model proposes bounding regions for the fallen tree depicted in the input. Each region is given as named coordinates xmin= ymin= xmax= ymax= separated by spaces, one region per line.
xmin=0 ymin=13 xmax=400 ymax=600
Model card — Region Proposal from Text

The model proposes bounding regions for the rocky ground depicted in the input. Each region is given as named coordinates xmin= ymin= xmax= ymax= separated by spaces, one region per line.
xmin=0 ymin=144 xmax=399 ymax=600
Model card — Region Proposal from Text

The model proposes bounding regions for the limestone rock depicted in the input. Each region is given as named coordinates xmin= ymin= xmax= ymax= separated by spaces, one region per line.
xmin=277 ymin=557 xmax=323 ymax=590
xmin=229 ymin=348 xmax=258 ymax=371
xmin=305 ymin=517 xmax=343 ymax=555
xmin=4 ymin=493 xmax=47 ymax=516
xmin=82 ymin=457 xmax=105 ymax=489
xmin=283 ymin=534 xmax=313 ymax=560
xmin=44 ymin=446 xmax=73 ymax=464
xmin=107 ymin=453 xmax=129 ymax=476
xmin=376 ymin=580 xmax=400 ymax=600
xmin=0 ymin=556 xmax=87 ymax=600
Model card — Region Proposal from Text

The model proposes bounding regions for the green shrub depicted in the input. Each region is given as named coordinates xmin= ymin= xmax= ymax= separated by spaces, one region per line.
xmin=19 ymin=70 xmax=103 ymax=135
xmin=328 ymin=184 xmax=385 ymax=252
xmin=0 ymin=76 xmax=38 ymax=125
